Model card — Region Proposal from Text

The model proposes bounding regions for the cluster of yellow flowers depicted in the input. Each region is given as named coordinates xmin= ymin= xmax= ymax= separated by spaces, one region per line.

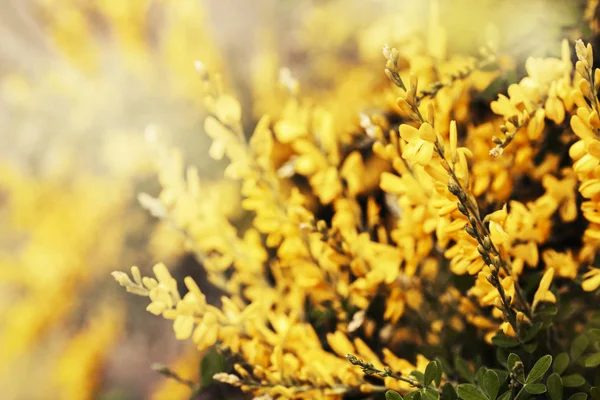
xmin=113 ymin=2 xmax=600 ymax=396
xmin=0 ymin=0 xmax=227 ymax=398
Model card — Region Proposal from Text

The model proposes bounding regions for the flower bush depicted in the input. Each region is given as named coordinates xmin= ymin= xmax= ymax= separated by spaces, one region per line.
xmin=113 ymin=4 xmax=600 ymax=400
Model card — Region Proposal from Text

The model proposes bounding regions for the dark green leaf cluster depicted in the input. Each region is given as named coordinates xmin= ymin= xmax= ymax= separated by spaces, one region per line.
xmin=364 ymin=311 xmax=600 ymax=400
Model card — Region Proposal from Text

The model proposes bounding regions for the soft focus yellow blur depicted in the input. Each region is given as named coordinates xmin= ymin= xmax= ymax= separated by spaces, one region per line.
xmin=0 ymin=0 xmax=589 ymax=399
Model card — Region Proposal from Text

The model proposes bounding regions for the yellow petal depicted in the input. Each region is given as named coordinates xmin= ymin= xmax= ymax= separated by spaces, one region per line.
xmin=419 ymin=123 xmax=437 ymax=143
xmin=399 ymin=124 xmax=420 ymax=142
xmin=533 ymin=268 xmax=554 ymax=310
xmin=582 ymin=269 xmax=600 ymax=291
xmin=571 ymin=114 xmax=594 ymax=140
xmin=587 ymin=140 xmax=600 ymax=159
xmin=380 ymin=172 xmax=404 ymax=194
xmin=450 ymin=120 xmax=458 ymax=161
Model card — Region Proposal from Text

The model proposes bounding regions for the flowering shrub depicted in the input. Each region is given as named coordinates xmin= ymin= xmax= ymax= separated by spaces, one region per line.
xmin=114 ymin=7 xmax=600 ymax=400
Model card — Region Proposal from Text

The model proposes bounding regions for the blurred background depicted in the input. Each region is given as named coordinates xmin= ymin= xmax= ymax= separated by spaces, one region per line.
xmin=0 ymin=0 xmax=592 ymax=399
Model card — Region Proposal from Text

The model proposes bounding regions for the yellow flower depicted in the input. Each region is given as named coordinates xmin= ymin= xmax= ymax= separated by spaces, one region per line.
xmin=399 ymin=123 xmax=437 ymax=166
xmin=445 ymin=235 xmax=486 ymax=275
xmin=326 ymin=331 xmax=355 ymax=357
xmin=532 ymin=268 xmax=556 ymax=311
xmin=543 ymin=250 xmax=578 ymax=279
xmin=582 ymin=267 xmax=600 ymax=292
xmin=469 ymin=267 xmax=515 ymax=309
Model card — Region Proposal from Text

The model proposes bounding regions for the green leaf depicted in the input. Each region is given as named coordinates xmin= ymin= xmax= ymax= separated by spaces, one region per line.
xmin=562 ymin=374 xmax=586 ymax=387
xmin=411 ymin=371 xmax=425 ymax=385
xmin=425 ymin=361 xmax=438 ymax=387
xmin=547 ymin=373 xmax=563 ymax=400
xmin=442 ymin=382 xmax=458 ymax=400
xmin=507 ymin=353 xmax=525 ymax=384
xmin=483 ymin=370 xmax=499 ymax=400
xmin=523 ymin=341 xmax=537 ymax=354
xmin=434 ymin=361 xmax=443 ymax=388
xmin=386 ymin=390 xmax=404 ymax=400
xmin=585 ymin=353 xmax=600 ymax=368
xmin=568 ymin=393 xmax=588 ymax=400
xmin=476 ymin=367 xmax=487 ymax=387
xmin=497 ymin=392 xmax=510 ymax=400
xmin=492 ymin=332 xmax=520 ymax=348
xmin=526 ymin=355 xmax=552 ymax=384
xmin=571 ymin=335 xmax=590 ymax=361
xmin=480 ymin=61 xmax=501 ymax=73
xmin=491 ymin=370 xmax=508 ymax=386
xmin=591 ymin=387 xmax=600 ymax=400
xmin=553 ymin=352 xmax=570 ymax=375
xmin=455 ymin=356 xmax=475 ymax=383
xmin=513 ymin=387 xmax=528 ymax=400
xmin=200 ymin=347 xmax=225 ymax=388
xmin=478 ymin=76 xmax=505 ymax=101
xmin=456 ymin=384 xmax=488 ymax=400
xmin=525 ymin=383 xmax=546 ymax=394
xmin=405 ymin=391 xmax=421 ymax=400
xmin=496 ymin=349 xmax=509 ymax=367
xmin=522 ymin=322 xmax=544 ymax=342
xmin=536 ymin=304 xmax=558 ymax=317
xmin=588 ymin=329 xmax=600 ymax=342
xmin=421 ymin=388 xmax=439 ymax=400
xmin=507 ymin=353 xmax=522 ymax=371
xmin=436 ymin=357 xmax=453 ymax=375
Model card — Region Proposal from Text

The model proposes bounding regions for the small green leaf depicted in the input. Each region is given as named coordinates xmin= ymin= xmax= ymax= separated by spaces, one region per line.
xmin=434 ymin=361 xmax=443 ymax=388
xmin=425 ymin=361 xmax=438 ymax=387
xmin=525 ymin=383 xmax=546 ymax=394
xmin=568 ymin=393 xmax=588 ymax=400
xmin=476 ymin=367 xmax=487 ymax=386
xmin=522 ymin=322 xmax=544 ymax=342
xmin=493 ymin=370 xmax=508 ymax=386
xmin=536 ymin=304 xmax=558 ymax=317
xmin=497 ymin=392 xmax=510 ymax=400
xmin=513 ymin=387 xmax=528 ymax=400
xmin=588 ymin=329 xmax=600 ymax=342
xmin=523 ymin=341 xmax=538 ymax=354
xmin=562 ymin=374 xmax=586 ymax=387
xmin=492 ymin=332 xmax=520 ymax=348
xmin=571 ymin=335 xmax=590 ymax=361
xmin=585 ymin=353 xmax=600 ymax=368
xmin=553 ymin=352 xmax=570 ymax=375
xmin=591 ymin=387 xmax=600 ymax=400
xmin=483 ymin=370 xmax=499 ymax=400
xmin=436 ymin=357 xmax=453 ymax=375
xmin=442 ymin=382 xmax=458 ymax=400
xmin=200 ymin=347 xmax=225 ymax=388
xmin=547 ymin=373 xmax=563 ymax=400
xmin=386 ymin=390 xmax=404 ymax=400
xmin=421 ymin=388 xmax=439 ymax=400
xmin=411 ymin=371 xmax=425 ymax=385
xmin=405 ymin=391 xmax=421 ymax=400
xmin=526 ymin=355 xmax=552 ymax=384
xmin=479 ymin=61 xmax=500 ymax=72
xmin=507 ymin=353 xmax=525 ymax=384
xmin=456 ymin=384 xmax=488 ymax=400
xmin=478 ymin=76 xmax=505 ymax=102
xmin=507 ymin=353 xmax=522 ymax=371
xmin=455 ymin=356 xmax=475 ymax=383
xmin=496 ymin=349 xmax=508 ymax=367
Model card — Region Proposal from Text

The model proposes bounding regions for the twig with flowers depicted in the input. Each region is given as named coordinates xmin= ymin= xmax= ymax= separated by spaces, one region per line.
xmin=383 ymin=46 xmax=532 ymax=339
